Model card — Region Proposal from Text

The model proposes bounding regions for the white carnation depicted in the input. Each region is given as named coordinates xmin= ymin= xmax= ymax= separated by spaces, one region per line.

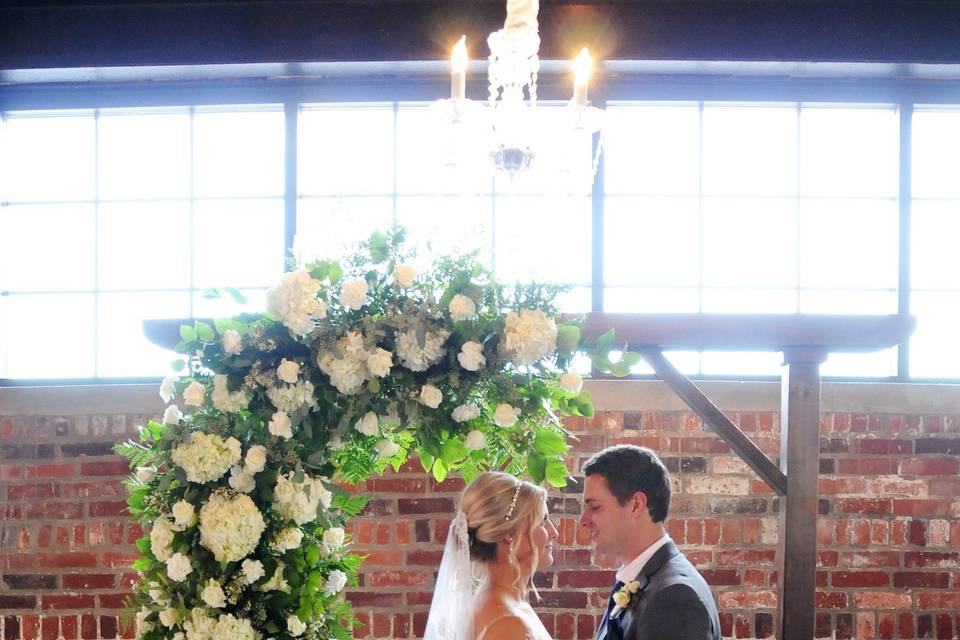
xmin=136 ymin=466 xmax=155 ymax=483
xmin=199 ymin=490 xmax=266 ymax=563
xmin=393 ymin=263 xmax=417 ymax=288
xmin=395 ymin=327 xmax=450 ymax=371
xmin=324 ymin=569 xmax=348 ymax=596
xmin=163 ymin=404 xmax=183 ymax=425
xmin=273 ymin=472 xmax=332 ymax=525
xmin=172 ymin=432 xmax=242 ymax=484
xmin=266 ymin=380 xmax=316 ymax=414
xmin=419 ymin=384 xmax=442 ymax=409
xmin=559 ymin=371 xmax=583 ymax=393
xmin=259 ymin=562 xmax=291 ymax=593
xmin=339 ymin=278 xmax=369 ymax=310
xmin=504 ymin=309 xmax=558 ymax=366
xmin=211 ymin=374 xmax=249 ymax=414
xmin=228 ymin=465 xmax=256 ymax=493
xmin=272 ymin=526 xmax=304 ymax=552
xmin=449 ymin=294 xmax=477 ymax=322
xmin=326 ymin=355 xmax=367 ymax=395
xmin=366 ymin=348 xmax=393 ymax=377
xmin=494 ymin=403 xmax=520 ymax=428
xmin=276 ymin=358 xmax=300 ymax=384
xmin=287 ymin=615 xmax=306 ymax=637
xmin=465 ymin=430 xmax=487 ymax=450
xmin=375 ymin=438 xmax=400 ymax=458
xmin=201 ymin=579 xmax=227 ymax=608
xmin=355 ymin=411 xmax=379 ymax=437
xmin=221 ymin=330 xmax=243 ymax=355
xmin=210 ymin=613 xmax=257 ymax=640
xmin=457 ymin=341 xmax=486 ymax=371
xmin=322 ymin=527 xmax=345 ymax=548
xmin=159 ymin=607 xmax=180 ymax=628
xmin=244 ymin=445 xmax=267 ymax=473
xmin=266 ymin=269 xmax=327 ymax=336
xmin=166 ymin=552 xmax=193 ymax=582
xmin=241 ymin=559 xmax=265 ymax=585
xmin=172 ymin=500 xmax=196 ymax=529
xmin=452 ymin=404 xmax=480 ymax=422
xmin=268 ymin=411 xmax=294 ymax=440
xmin=150 ymin=517 xmax=175 ymax=562
xmin=183 ymin=381 xmax=206 ymax=407
xmin=159 ymin=376 xmax=177 ymax=403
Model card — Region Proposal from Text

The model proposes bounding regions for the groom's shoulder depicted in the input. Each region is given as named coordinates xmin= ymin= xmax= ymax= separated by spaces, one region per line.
xmin=650 ymin=550 xmax=712 ymax=594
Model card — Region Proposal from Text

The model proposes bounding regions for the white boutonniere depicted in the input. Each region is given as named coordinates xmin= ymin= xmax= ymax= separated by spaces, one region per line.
xmin=610 ymin=580 xmax=642 ymax=619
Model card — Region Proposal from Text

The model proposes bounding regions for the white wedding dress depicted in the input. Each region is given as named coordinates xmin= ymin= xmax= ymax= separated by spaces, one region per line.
xmin=474 ymin=602 xmax=553 ymax=640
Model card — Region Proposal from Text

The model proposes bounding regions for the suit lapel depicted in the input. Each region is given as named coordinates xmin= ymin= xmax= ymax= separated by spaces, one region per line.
xmin=620 ymin=541 xmax=683 ymax=637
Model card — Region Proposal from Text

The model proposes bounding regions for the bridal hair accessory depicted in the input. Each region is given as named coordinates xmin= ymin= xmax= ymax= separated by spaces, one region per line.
xmin=423 ymin=510 xmax=474 ymax=640
xmin=504 ymin=481 xmax=522 ymax=520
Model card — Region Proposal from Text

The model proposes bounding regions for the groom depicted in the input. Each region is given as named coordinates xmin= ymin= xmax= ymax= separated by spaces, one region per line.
xmin=580 ymin=445 xmax=721 ymax=640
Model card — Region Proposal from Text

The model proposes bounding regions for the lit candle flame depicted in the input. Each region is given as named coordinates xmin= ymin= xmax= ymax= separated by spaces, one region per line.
xmin=452 ymin=36 xmax=468 ymax=74
xmin=574 ymin=47 xmax=592 ymax=87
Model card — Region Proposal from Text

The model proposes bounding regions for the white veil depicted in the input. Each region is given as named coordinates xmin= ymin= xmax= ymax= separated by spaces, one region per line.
xmin=423 ymin=509 xmax=476 ymax=640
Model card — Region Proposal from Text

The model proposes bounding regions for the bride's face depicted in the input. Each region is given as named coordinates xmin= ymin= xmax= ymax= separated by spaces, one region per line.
xmin=515 ymin=502 xmax=559 ymax=570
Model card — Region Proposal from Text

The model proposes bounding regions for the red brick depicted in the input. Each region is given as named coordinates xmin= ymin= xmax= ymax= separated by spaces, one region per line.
xmin=842 ymin=551 xmax=901 ymax=568
xmin=62 ymin=481 xmax=125 ymax=498
xmin=368 ymin=478 xmax=426 ymax=493
xmin=26 ymin=464 xmax=76 ymax=479
xmin=898 ymin=613 xmax=914 ymax=639
xmin=368 ymin=571 xmax=429 ymax=588
xmin=557 ymin=570 xmax=616 ymax=588
xmin=88 ymin=501 xmax=128 ymax=518
xmin=99 ymin=552 xmax=139 ymax=568
xmin=98 ymin=594 xmax=126 ymax=609
xmin=716 ymin=550 xmax=776 ymax=566
xmin=22 ymin=615 xmax=40 ymax=640
xmin=7 ymin=483 xmax=60 ymax=500
xmin=41 ymin=617 xmax=58 ymax=640
xmin=853 ymin=592 xmax=912 ymax=609
xmin=679 ymin=437 xmax=730 ymax=454
xmin=816 ymin=592 xmax=847 ymax=608
xmin=36 ymin=553 xmax=97 ymax=568
xmin=41 ymin=595 xmax=95 ymax=610
xmin=831 ymin=571 xmax=890 ymax=587
xmin=835 ymin=498 xmax=892 ymax=515
xmin=718 ymin=590 xmax=777 ymax=609
xmin=893 ymin=500 xmax=953 ymax=517
xmin=918 ymin=593 xmax=960 ymax=610
xmin=893 ymin=571 xmax=950 ymax=588
xmin=904 ymin=552 xmax=959 ymax=568
xmin=79 ymin=461 xmax=131 ymax=477
xmin=701 ymin=569 xmax=741 ymax=586
xmin=362 ymin=550 xmax=405 ymax=566
xmin=900 ymin=457 xmax=959 ymax=475
xmin=62 ymin=574 xmax=116 ymax=589
xmin=61 ymin=616 xmax=78 ymax=640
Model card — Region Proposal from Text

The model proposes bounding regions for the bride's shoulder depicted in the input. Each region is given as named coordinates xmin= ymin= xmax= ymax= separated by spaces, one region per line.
xmin=474 ymin=614 xmax=536 ymax=640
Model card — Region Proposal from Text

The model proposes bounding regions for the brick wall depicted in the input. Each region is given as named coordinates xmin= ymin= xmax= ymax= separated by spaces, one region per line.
xmin=1 ymin=383 xmax=958 ymax=640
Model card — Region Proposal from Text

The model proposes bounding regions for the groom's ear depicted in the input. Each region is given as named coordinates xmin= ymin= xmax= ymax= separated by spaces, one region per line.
xmin=630 ymin=491 xmax=649 ymax=519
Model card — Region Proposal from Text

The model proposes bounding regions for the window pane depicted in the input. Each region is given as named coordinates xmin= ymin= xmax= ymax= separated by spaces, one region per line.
xmin=604 ymin=103 xmax=700 ymax=196
xmin=702 ymin=197 xmax=797 ymax=288
xmin=193 ymin=107 xmax=284 ymax=198
xmin=395 ymin=196 xmax=492 ymax=270
xmin=99 ymin=202 xmax=191 ymax=290
xmin=2 ymin=204 xmax=95 ymax=292
xmin=701 ymin=351 xmax=782 ymax=376
xmin=701 ymin=288 xmax=797 ymax=313
xmin=912 ymin=109 xmax=960 ymax=199
xmin=295 ymin=196 xmax=394 ymax=262
xmin=299 ymin=104 xmax=394 ymax=195
xmin=98 ymin=109 xmax=191 ymax=200
xmin=910 ymin=292 xmax=960 ymax=378
xmin=702 ymin=105 xmax=797 ymax=196
xmin=2 ymin=111 xmax=95 ymax=202
xmin=97 ymin=292 xmax=190 ymax=377
xmin=193 ymin=288 xmax=269 ymax=318
xmin=7 ymin=294 xmax=94 ymax=378
xmin=605 ymin=287 xmax=700 ymax=313
xmin=799 ymin=198 xmax=898 ymax=289
xmin=605 ymin=196 xmax=700 ymax=287
xmin=799 ymin=105 xmax=898 ymax=198
xmin=799 ymin=290 xmax=896 ymax=314
xmin=911 ymin=200 xmax=960 ymax=290
xmin=821 ymin=349 xmax=897 ymax=378
xmin=193 ymin=199 xmax=284 ymax=288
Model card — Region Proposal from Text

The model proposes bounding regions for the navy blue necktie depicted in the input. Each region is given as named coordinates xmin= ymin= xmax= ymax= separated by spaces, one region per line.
xmin=603 ymin=580 xmax=625 ymax=640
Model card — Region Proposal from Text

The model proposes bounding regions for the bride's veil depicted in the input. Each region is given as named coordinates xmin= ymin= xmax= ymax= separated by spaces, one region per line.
xmin=423 ymin=509 xmax=477 ymax=640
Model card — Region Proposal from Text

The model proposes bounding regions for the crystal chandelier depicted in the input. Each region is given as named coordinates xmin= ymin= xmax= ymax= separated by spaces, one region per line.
xmin=434 ymin=0 xmax=605 ymax=192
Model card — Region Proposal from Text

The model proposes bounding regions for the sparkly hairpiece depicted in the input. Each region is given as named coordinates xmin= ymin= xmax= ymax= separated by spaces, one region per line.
xmin=504 ymin=481 xmax=522 ymax=521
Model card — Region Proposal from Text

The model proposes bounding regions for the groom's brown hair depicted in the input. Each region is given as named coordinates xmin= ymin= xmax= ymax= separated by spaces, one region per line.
xmin=582 ymin=445 xmax=672 ymax=522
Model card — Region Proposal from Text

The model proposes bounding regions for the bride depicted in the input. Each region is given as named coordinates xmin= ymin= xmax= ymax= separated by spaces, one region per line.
xmin=424 ymin=471 xmax=560 ymax=640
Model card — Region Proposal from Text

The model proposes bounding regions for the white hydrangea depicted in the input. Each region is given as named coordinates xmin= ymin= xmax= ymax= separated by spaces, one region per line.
xmin=211 ymin=374 xmax=249 ymax=414
xmin=172 ymin=500 xmax=196 ymax=529
xmin=258 ymin=562 xmax=291 ymax=593
xmin=324 ymin=569 xmax=348 ymax=596
xmin=268 ymin=411 xmax=294 ymax=440
xmin=457 ymin=341 xmax=485 ymax=371
xmin=199 ymin=490 xmax=266 ymax=563
xmin=375 ymin=438 xmax=400 ymax=458
xmin=452 ymin=404 xmax=480 ymax=423
xmin=201 ymin=579 xmax=227 ymax=608
xmin=228 ymin=465 xmax=256 ymax=493
xmin=266 ymin=380 xmax=317 ymax=414
xmin=339 ymin=278 xmax=369 ymax=310
xmin=366 ymin=348 xmax=393 ymax=377
xmin=211 ymin=614 xmax=257 ymax=640
xmin=150 ymin=517 xmax=175 ymax=562
xmin=273 ymin=472 xmax=332 ymax=525
xmin=559 ymin=371 xmax=583 ymax=393
xmin=266 ymin=269 xmax=328 ymax=336
xmin=494 ymin=403 xmax=520 ymax=428
xmin=355 ymin=411 xmax=379 ymax=436
xmin=163 ymin=404 xmax=183 ymax=425
xmin=287 ymin=615 xmax=306 ymax=637
xmin=504 ymin=309 xmax=558 ymax=366
xmin=392 ymin=263 xmax=417 ymax=288
xmin=172 ymin=432 xmax=242 ymax=484
xmin=221 ymin=330 xmax=243 ymax=355
xmin=322 ymin=527 xmax=345 ymax=548
xmin=166 ymin=552 xmax=193 ymax=582
xmin=272 ymin=526 xmax=304 ymax=552
xmin=241 ymin=559 xmax=265 ymax=585
xmin=317 ymin=332 xmax=377 ymax=395
xmin=276 ymin=358 xmax=301 ymax=384
xmin=449 ymin=294 xmax=477 ymax=322
xmin=419 ymin=384 xmax=442 ymax=409
xmin=159 ymin=607 xmax=180 ymax=628
xmin=183 ymin=608 xmax=216 ymax=640
xmin=159 ymin=376 xmax=177 ymax=403
xmin=324 ymin=355 xmax=367 ymax=395
xmin=395 ymin=327 xmax=450 ymax=371
xmin=465 ymin=430 xmax=487 ymax=450
xmin=244 ymin=445 xmax=267 ymax=473
xmin=183 ymin=381 xmax=206 ymax=407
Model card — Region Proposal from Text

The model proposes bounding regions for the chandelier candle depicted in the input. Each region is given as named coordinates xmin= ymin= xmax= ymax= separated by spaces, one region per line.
xmin=572 ymin=48 xmax=592 ymax=108
xmin=451 ymin=35 xmax=467 ymax=101
xmin=504 ymin=0 xmax=538 ymax=31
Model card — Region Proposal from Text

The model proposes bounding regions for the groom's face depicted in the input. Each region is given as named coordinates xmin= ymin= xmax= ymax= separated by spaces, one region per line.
xmin=580 ymin=474 xmax=632 ymax=561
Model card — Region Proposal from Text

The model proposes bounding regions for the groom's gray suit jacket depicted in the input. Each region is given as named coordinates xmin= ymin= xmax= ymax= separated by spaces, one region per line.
xmin=598 ymin=541 xmax=721 ymax=640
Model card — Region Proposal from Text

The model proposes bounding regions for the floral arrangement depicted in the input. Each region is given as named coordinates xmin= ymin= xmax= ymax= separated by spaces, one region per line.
xmin=117 ymin=227 xmax=628 ymax=640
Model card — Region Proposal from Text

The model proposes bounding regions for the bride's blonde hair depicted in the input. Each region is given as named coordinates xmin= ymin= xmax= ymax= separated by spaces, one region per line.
xmin=459 ymin=471 xmax=548 ymax=597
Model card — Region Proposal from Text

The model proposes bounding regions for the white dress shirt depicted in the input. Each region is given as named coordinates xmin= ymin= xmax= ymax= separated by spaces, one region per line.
xmin=616 ymin=533 xmax=672 ymax=583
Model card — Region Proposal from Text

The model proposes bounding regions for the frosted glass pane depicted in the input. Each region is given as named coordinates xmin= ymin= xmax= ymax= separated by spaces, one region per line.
xmin=97 ymin=292 xmax=190 ymax=377
xmin=7 ymin=294 xmax=94 ymax=378
xmin=911 ymin=201 xmax=960 ymax=290
xmin=193 ymin=107 xmax=284 ymax=197
xmin=295 ymin=196 xmax=394 ymax=262
xmin=702 ymin=105 xmax=797 ymax=196
xmin=98 ymin=110 xmax=191 ymax=199
xmin=299 ymin=105 xmax=394 ymax=195
xmin=193 ymin=289 xmax=269 ymax=318
xmin=2 ymin=112 xmax=95 ymax=202
xmin=821 ymin=349 xmax=897 ymax=378
xmin=912 ymin=110 xmax=960 ymax=199
xmin=494 ymin=196 xmax=591 ymax=284
xmin=2 ymin=204 xmax=95 ymax=292
xmin=799 ymin=290 xmax=896 ymax=314
xmin=193 ymin=199 xmax=284 ymax=288
xmin=702 ymin=197 xmax=797 ymax=287
xmin=604 ymin=104 xmax=700 ymax=195
xmin=605 ymin=196 xmax=700 ymax=286
xmin=98 ymin=202 xmax=191 ymax=290
xmin=604 ymin=287 xmax=700 ymax=313
xmin=799 ymin=199 xmax=898 ymax=289
xmin=555 ymin=287 xmax=591 ymax=314
xmin=701 ymin=288 xmax=797 ymax=313
xmin=909 ymin=292 xmax=960 ymax=378
xmin=395 ymin=196 xmax=492 ymax=270
xmin=702 ymin=351 xmax=782 ymax=376
xmin=799 ymin=106 xmax=898 ymax=197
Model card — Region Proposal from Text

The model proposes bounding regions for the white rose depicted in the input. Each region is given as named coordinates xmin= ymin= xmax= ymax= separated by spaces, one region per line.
xmin=366 ymin=348 xmax=393 ymax=378
xmin=355 ymin=411 xmax=379 ymax=437
xmin=159 ymin=376 xmax=177 ymax=403
xmin=324 ymin=569 xmax=348 ymax=596
xmin=166 ymin=552 xmax=193 ymax=582
xmin=287 ymin=615 xmax=307 ymax=637
xmin=163 ymin=404 xmax=183 ymax=425
xmin=269 ymin=411 xmax=293 ymax=440
xmin=136 ymin=467 xmax=156 ymax=483
xmin=465 ymin=430 xmax=487 ymax=450
xmin=451 ymin=404 xmax=480 ymax=423
xmin=229 ymin=465 xmax=256 ymax=493
xmin=559 ymin=371 xmax=583 ymax=393
xmin=322 ymin=527 xmax=345 ymax=548
xmin=172 ymin=500 xmax=196 ymax=528
xmin=375 ymin=439 xmax=400 ymax=458
xmin=494 ymin=403 xmax=520 ymax=428
xmin=159 ymin=607 xmax=179 ymax=628
xmin=201 ymin=579 xmax=226 ymax=608
xmin=448 ymin=294 xmax=477 ymax=322
xmin=392 ymin=263 xmax=417 ymax=288
xmin=183 ymin=381 xmax=206 ymax=407
xmin=245 ymin=445 xmax=267 ymax=474
xmin=172 ymin=633 xmax=184 ymax=640
xmin=276 ymin=358 xmax=300 ymax=384
xmin=273 ymin=527 xmax=304 ymax=551
xmin=419 ymin=384 xmax=442 ymax=409
xmin=339 ymin=278 xmax=369 ymax=310
xmin=241 ymin=559 xmax=265 ymax=585
xmin=221 ymin=330 xmax=243 ymax=355
xmin=457 ymin=341 xmax=486 ymax=371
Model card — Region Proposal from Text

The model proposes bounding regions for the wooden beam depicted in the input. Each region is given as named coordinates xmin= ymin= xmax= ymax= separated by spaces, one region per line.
xmin=637 ymin=347 xmax=787 ymax=496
